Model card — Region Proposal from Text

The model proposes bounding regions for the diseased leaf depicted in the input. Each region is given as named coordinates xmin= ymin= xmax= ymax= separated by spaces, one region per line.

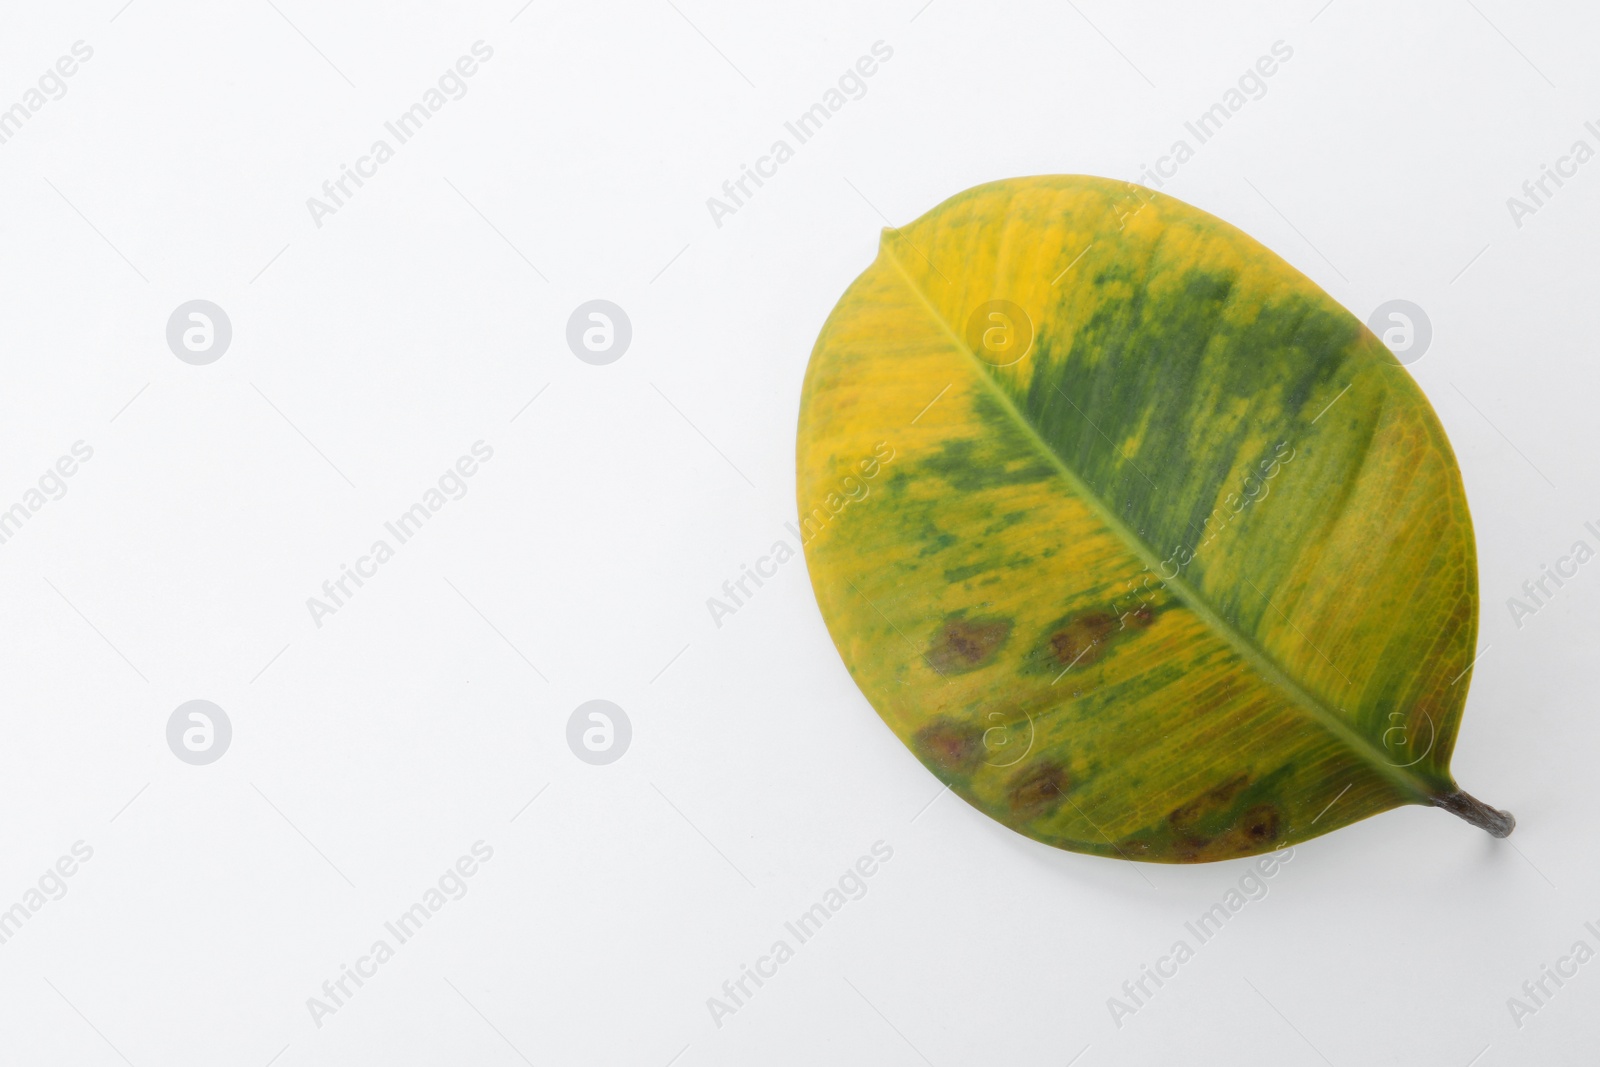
xmin=795 ymin=176 xmax=1512 ymax=863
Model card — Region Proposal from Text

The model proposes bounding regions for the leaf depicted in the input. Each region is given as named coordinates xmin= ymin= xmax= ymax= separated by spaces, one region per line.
xmin=795 ymin=176 xmax=1512 ymax=863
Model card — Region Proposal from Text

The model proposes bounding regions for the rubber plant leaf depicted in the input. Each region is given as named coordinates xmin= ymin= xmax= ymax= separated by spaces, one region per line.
xmin=795 ymin=175 xmax=1512 ymax=863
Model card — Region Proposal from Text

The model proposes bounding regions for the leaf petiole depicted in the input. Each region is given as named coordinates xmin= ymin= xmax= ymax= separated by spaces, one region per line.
xmin=1432 ymin=790 xmax=1516 ymax=838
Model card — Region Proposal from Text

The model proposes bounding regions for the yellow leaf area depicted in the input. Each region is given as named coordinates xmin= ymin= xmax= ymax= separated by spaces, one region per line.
xmin=796 ymin=176 xmax=1480 ymax=862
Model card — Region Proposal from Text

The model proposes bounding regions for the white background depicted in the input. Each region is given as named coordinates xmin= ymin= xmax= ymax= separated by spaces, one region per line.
xmin=0 ymin=1 xmax=1595 ymax=1064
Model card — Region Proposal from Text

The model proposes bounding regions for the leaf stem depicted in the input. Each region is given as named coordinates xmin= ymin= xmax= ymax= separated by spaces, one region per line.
xmin=1432 ymin=790 xmax=1515 ymax=838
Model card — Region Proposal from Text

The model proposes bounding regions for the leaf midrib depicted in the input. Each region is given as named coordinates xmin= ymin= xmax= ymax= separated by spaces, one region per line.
xmin=878 ymin=236 xmax=1436 ymax=805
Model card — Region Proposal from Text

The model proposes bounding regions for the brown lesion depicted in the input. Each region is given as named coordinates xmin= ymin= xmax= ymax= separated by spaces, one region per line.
xmin=1236 ymin=804 xmax=1282 ymax=844
xmin=1168 ymin=774 xmax=1250 ymax=830
xmin=911 ymin=718 xmax=987 ymax=778
xmin=1121 ymin=602 xmax=1156 ymax=630
xmin=925 ymin=615 xmax=1013 ymax=675
xmin=1048 ymin=611 xmax=1119 ymax=668
xmin=1022 ymin=604 xmax=1158 ymax=678
xmin=1007 ymin=759 xmax=1071 ymax=819
xmin=1171 ymin=802 xmax=1286 ymax=861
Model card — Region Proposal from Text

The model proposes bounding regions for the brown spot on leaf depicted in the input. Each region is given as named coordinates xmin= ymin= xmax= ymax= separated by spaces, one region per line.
xmin=925 ymin=615 xmax=1013 ymax=674
xmin=1237 ymin=804 xmax=1282 ymax=844
xmin=1007 ymin=760 xmax=1071 ymax=819
xmin=1171 ymin=834 xmax=1214 ymax=862
xmin=1168 ymin=774 xmax=1250 ymax=830
xmin=1048 ymin=611 xmax=1119 ymax=668
xmin=1173 ymin=803 xmax=1285 ymax=861
xmin=912 ymin=718 xmax=986 ymax=778
xmin=1123 ymin=602 xmax=1156 ymax=630
xmin=1020 ymin=604 xmax=1162 ymax=680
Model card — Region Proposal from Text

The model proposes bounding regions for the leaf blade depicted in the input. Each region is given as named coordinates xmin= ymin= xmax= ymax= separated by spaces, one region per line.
xmin=797 ymin=176 xmax=1482 ymax=862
